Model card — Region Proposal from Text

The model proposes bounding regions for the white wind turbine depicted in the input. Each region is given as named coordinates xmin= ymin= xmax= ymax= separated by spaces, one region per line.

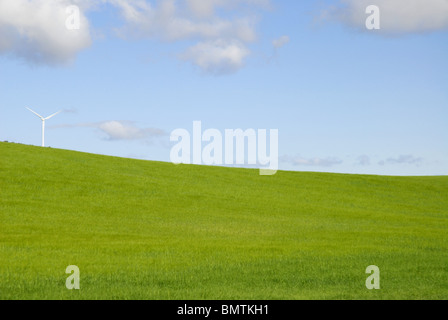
xmin=26 ymin=107 xmax=62 ymax=147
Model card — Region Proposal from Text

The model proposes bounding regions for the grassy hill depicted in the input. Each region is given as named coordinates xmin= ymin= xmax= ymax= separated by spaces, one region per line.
xmin=0 ymin=141 xmax=447 ymax=299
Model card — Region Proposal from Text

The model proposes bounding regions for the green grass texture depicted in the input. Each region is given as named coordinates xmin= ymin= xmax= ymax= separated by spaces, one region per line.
xmin=1 ymin=142 xmax=447 ymax=299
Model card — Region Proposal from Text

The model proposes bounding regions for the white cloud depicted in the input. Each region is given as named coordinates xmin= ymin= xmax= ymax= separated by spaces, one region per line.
xmin=272 ymin=35 xmax=289 ymax=48
xmin=0 ymin=0 xmax=92 ymax=65
xmin=98 ymin=121 xmax=140 ymax=140
xmin=52 ymin=120 xmax=166 ymax=141
xmin=110 ymin=0 xmax=268 ymax=74
xmin=109 ymin=0 xmax=258 ymax=41
xmin=0 ymin=0 xmax=270 ymax=71
xmin=321 ymin=0 xmax=448 ymax=34
xmin=180 ymin=39 xmax=250 ymax=75
xmin=97 ymin=121 xmax=166 ymax=141
xmin=267 ymin=35 xmax=290 ymax=63
xmin=185 ymin=0 xmax=220 ymax=18
xmin=182 ymin=0 xmax=271 ymax=20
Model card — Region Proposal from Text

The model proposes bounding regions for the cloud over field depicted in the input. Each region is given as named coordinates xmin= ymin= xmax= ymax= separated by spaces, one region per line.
xmin=378 ymin=155 xmax=423 ymax=166
xmin=52 ymin=120 xmax=167 ymax=142
xmin=97 ymin=121 xmax=166 ymax=141
xmin=281 ymin=155 xmax=343 ymax=167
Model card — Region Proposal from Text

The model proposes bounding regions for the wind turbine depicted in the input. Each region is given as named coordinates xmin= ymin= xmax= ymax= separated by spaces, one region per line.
xmin=26 ymin=107 xmax=62 ymax=147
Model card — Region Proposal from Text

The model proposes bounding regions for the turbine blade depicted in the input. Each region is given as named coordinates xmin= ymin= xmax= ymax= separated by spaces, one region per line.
xmin=26 ymin=107 xmax=44 ymax=119
xmin=45 ymin=110 xmax=62 ymax=120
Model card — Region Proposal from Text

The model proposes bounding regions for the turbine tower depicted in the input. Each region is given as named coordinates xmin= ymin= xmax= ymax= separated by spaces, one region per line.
xmin=26 ymin=107 xmax=62 ymax=147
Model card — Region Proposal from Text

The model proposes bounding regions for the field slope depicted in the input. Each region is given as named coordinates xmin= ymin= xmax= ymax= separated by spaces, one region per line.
xmin=0 ymin=142 xmax=447 ymax=299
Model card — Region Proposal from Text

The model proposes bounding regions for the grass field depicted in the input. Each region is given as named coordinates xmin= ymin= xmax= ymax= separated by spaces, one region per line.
xmin=0 ymin=141 xmax=447 ymax=299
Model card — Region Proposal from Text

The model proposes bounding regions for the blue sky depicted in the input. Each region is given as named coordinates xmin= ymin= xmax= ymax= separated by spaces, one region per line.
xmin=1 ymin=0 xmax=447 ymax=175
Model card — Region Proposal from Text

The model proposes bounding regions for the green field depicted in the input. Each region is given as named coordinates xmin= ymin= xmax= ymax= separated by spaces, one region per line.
xmin=0 ymin=141 xmax=447 ymax=299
